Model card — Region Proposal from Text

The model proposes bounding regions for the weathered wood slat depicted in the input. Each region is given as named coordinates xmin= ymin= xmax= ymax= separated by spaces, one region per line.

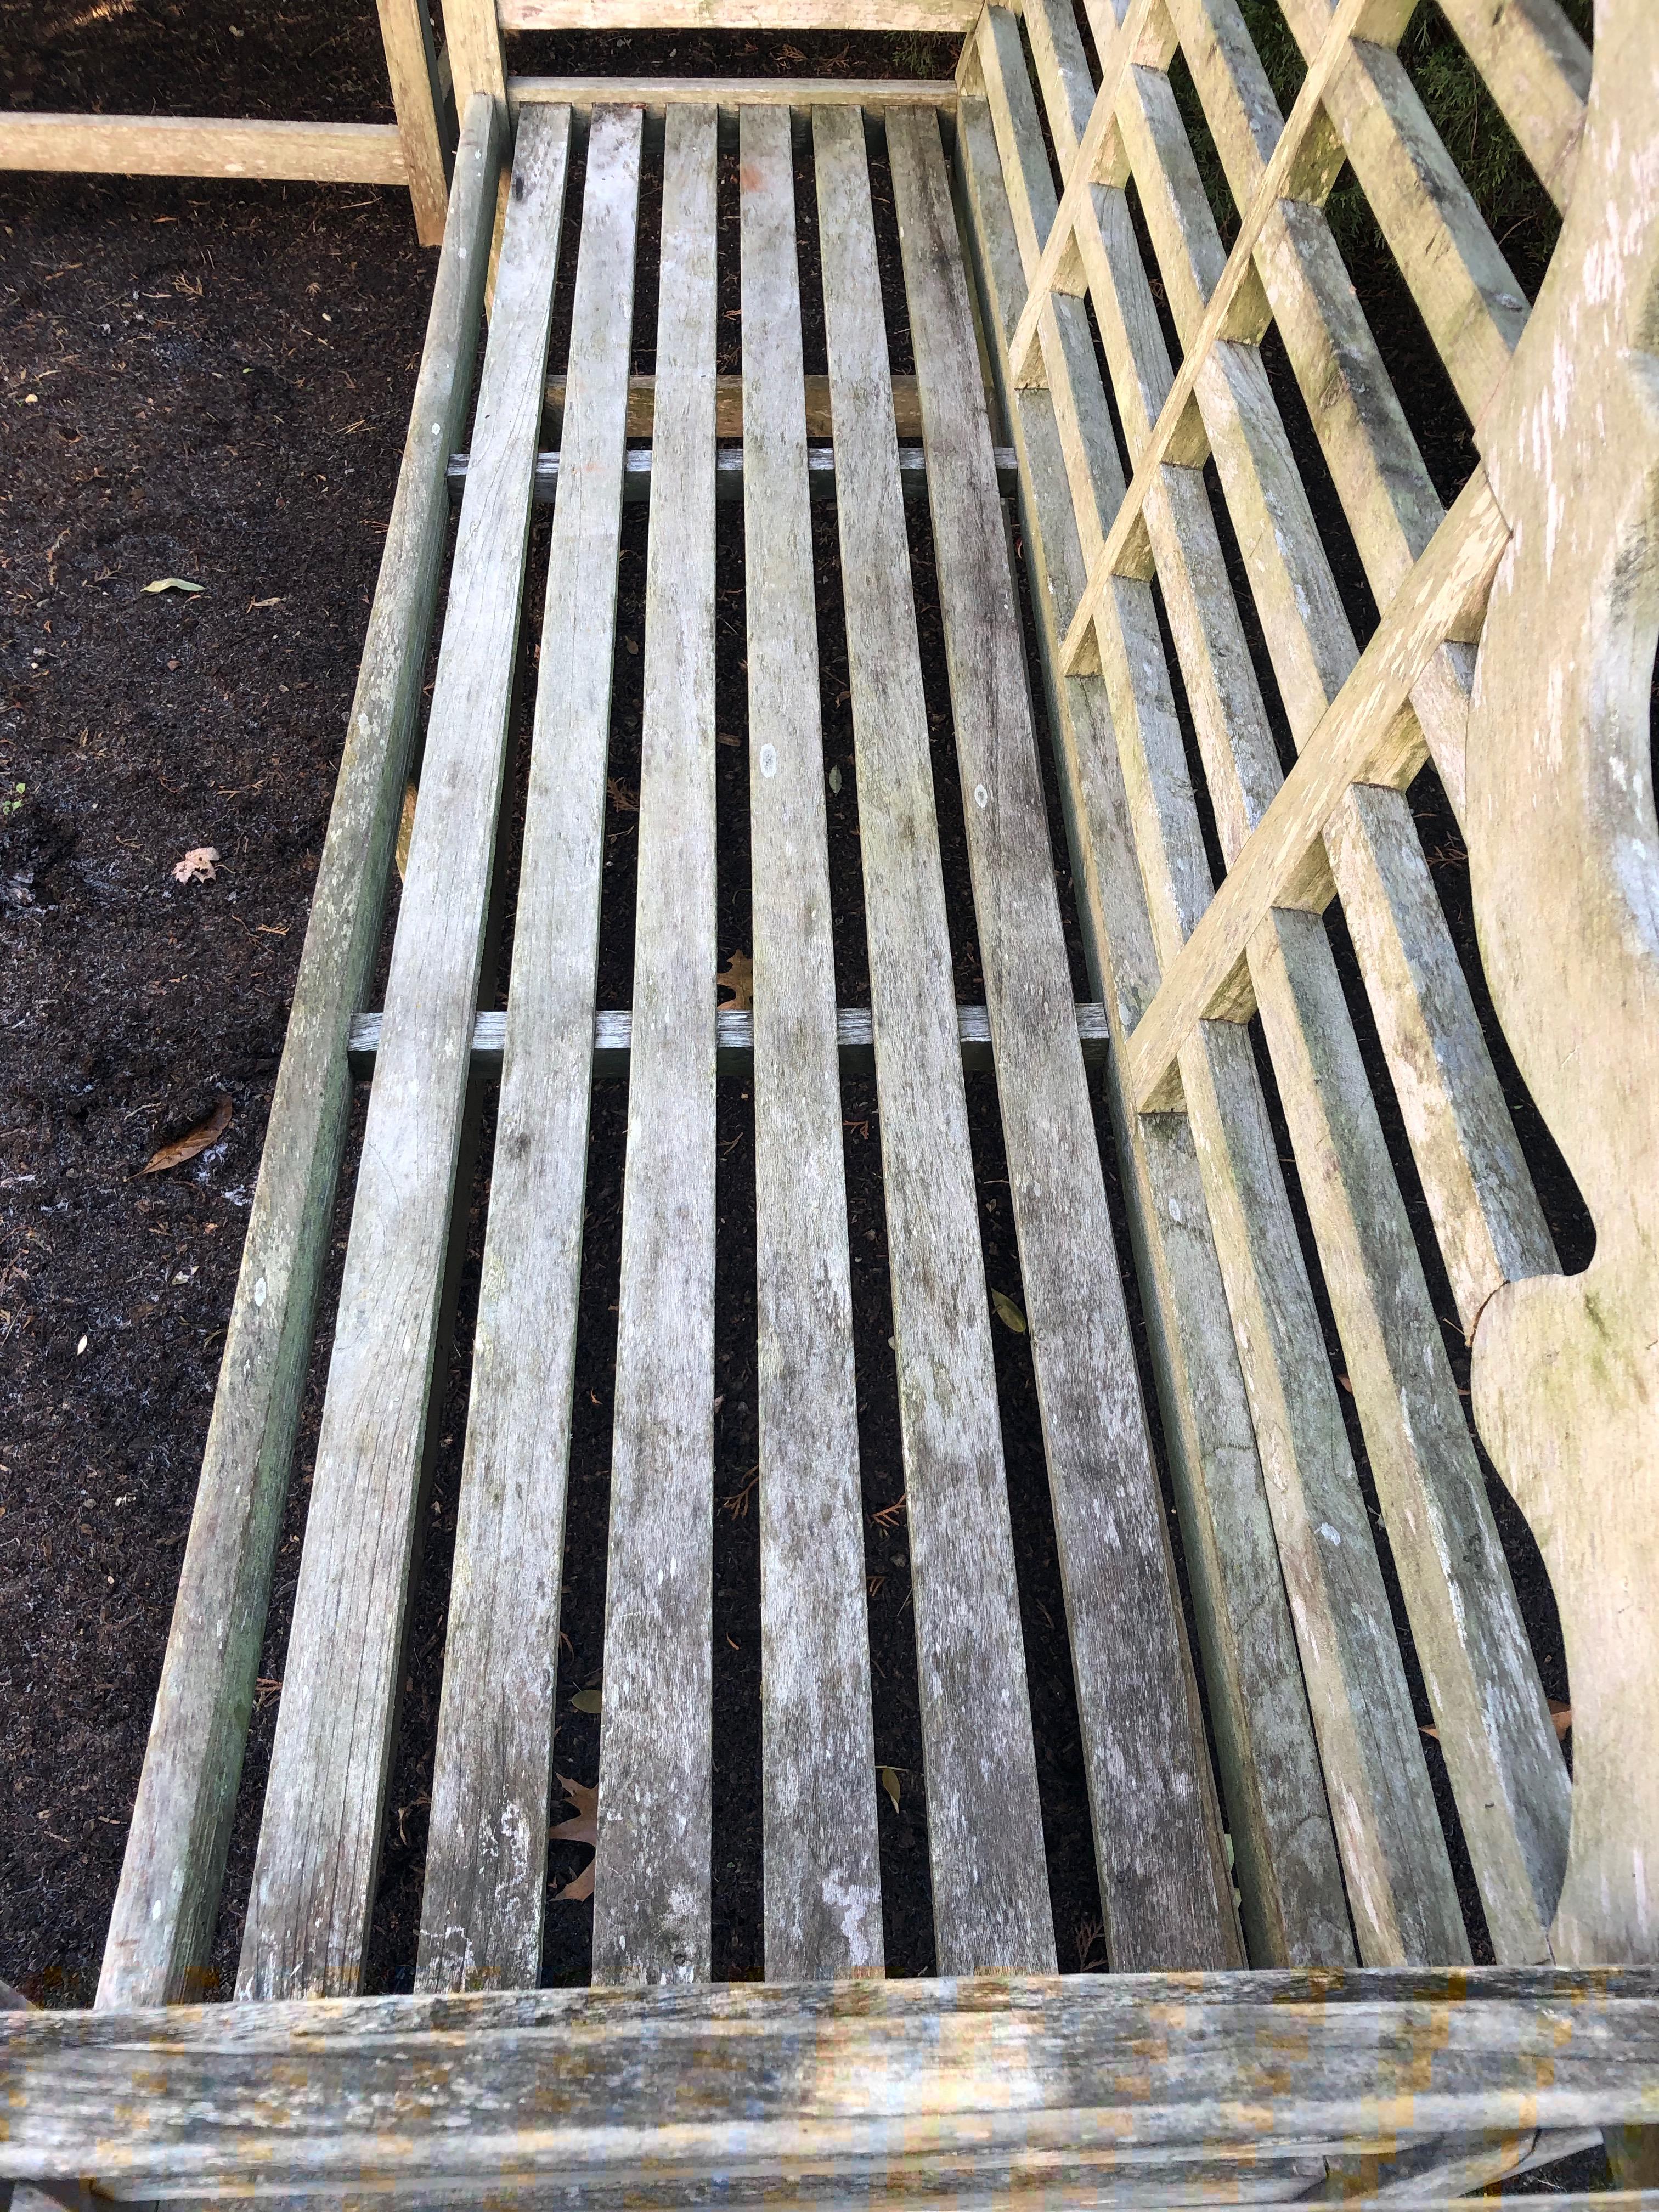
xmin=591 ymin=101 xmax=719 ymax=1989
xmin=888 ymin=105 xmax=1237 ymax=1973
xmin=346 ymin=1000 xmax=1112 ymax=1076
xmin=415 ymin=106 xmax=642 ymax=1996
xmin=1432 ymin=0 xmax=1589 ymax=210
xmin=953 ymin=83 xmax=1353 ymax=1975
xmin=96 ymin=98 xmax=504 ymax=2013
xmin=0 ymin=111 xmax=409 ymax=182
xmin=448 ymin=439 xmax=1022 ymax=502
xmin=234 ymin=105 xmax=572 ymax=2002
xmin=1013 ymin=0 xmax=1570 ymax=1964
xmin=740 ymin=104 xmax=883 ymax=1983
xmin=975 ymin=15 xmax=1468 ymax=1968
xmin=513 ymin=75 xmax=960 ymax=122
xmin=374 ymin=0 xmax=451 ymax=244
xmin=501 ymin=0 xmax=977 ymax=27
xmin=4 ymin=1972 xmax=1657 ymax=2198
xmin=545 ymin=370 xmax=928 ymax=441
xmin=814 ymin=101 xmax=1055 ymax=1979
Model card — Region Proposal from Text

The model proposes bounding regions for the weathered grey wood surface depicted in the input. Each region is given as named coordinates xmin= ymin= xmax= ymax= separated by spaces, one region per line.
xmin=447 ymin=439 xmax=1020 ymax=503
xmin=4 ymin=1971 xmax=1657 ymax=2197
xmin=235 ymin=106 xmax=572 ymax=2002
xmin=416 ymin=105 xmax=643 ymax=1997
xmin=592 ymin=101 xmax=719 ymax=1989
xmin=889 ymin=105 xmax=1237 ymax=1974
xmin=973 ymin=20 xmax=1465 ymax=1972
xmin=740 ymin=103 xmax=883 ymax=1983
xmin=814 ymin=101 xmax=1053 ymax=1979
xmin=346 ymin=1000 xmax=1111 ymax=1076
xmin=952 ymin=86 xmax=1353 ymax=1975
xmin=95 ymin=95 xmax=503 ymax=2013
xmin=1466 ymin=0 xmax=1659 ymax=1978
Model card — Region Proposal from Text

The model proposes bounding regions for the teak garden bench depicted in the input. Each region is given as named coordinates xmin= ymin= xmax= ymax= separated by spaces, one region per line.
xmin=4 ymin=0 xmax=1659 ymax=2200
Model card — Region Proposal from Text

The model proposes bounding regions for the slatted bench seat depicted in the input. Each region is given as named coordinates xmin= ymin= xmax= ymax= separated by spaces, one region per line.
xmin=5 ymin=0 xmax=1659 ymax=2199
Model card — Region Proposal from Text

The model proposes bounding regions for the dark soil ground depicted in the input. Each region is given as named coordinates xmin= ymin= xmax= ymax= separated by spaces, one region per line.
xmin=0 ymin=2 xmax=1618 ymax=2188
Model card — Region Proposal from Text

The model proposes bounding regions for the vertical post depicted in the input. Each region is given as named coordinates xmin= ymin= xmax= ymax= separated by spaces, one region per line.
xmin=443 ymin=0 xmax=509 ymax=126
xmin=376 ymin=0 xmax=456 ymax=246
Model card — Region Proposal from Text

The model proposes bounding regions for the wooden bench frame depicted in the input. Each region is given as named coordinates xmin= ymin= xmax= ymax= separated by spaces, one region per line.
xmin=4 ymin=0 xmax=1659 ymax=2198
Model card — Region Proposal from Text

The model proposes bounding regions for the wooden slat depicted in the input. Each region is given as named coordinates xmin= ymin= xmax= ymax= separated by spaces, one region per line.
xmin=0 ymin=112 xmax=408 ymax=182
xmin=740 ymin=105 xmax=883 ymax=1983
xmin=5 ymin=1972 xmax=1659 ymax=2199
xmin=977 ymin=17 xmax=1469 ymax=1969
xmin=1045 ymin=0 xmax=1558 ymax=1333
xmin=545 ymin=371 xmax=928 ymax=441
xmin=888 ymin=106 xmax=1237 ymax=1973
xmin=1273 ymin=0 xmax=1531 ymax=419
xmin=346 ymin=1001 xmax=1113 ymax=1076
xmin=512 ymin=74 xmax=959 ymax=119
xmin=375 ymin=0 xmax=452 ymax=243
xmin=449 ymin=438 xmax=1022 ymax=502
xmin=1434 ymin=0 xmax=1589 ymax=210
xmin=953 ymin=86 xmax=1354 ymax=1974
xmin=501 ymin=0 xmax=978 ymax=27
xmin=591 ymin=101 xmax=719 ymax=1990
xmin=1005 ymin=0 xmax=1571 ymax=1960
xmin=235 ymin=106 xmax=572 ymax=2003
xmin=814 ymin=102 xmax=1054 ymax=1978
xmin=96 ymin=98 xmax=503 ymax=2013
xmin=443 ymin=0 xmax=508 ymax=117
xmin=416 ymin=106 xmax=642 ymax=1996
xmin=1120 ymin=471 xmax=1510 ymax=1107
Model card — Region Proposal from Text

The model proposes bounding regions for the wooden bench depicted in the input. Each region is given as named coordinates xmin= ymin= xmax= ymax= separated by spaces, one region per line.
xmin=4 ymin=0 xmax=1659 ymax=2198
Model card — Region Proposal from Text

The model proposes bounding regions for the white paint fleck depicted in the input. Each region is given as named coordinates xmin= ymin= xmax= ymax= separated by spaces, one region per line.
xmin=1318 ymin=1521 xmax=1341 ymax=1547
xmin=759 ymin=743 xmax=778 ymax=779
xmin=253 ymin=1277 xmax=268 ymax=1307
xmin=974 ymin=783 xmax=989 ymax=809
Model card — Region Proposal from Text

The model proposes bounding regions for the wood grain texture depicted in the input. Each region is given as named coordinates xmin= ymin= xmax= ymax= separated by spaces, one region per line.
xmin=512 ymin=75 xmax=958 ymax=119
xmin=234 ymin=106 xmax=571 ymax=2003
xmin=1006 ymin=0 xmax=1569 ymax=1960
xmin=955 ymin=78 xmax=1353 ymax=1975
xmin=501 ymin=0 xmax=978 ymax=26
xmin=1466 ymin=0 xmax=1659 ymax=1973
xmin=375 ymin=0 xmax=451 ymax=242
xmin=0 ymin=112 xmax=408 ymax=181
xmin=889 ymin=104 xmax=1237 ymax=1973
xmin=975 ymin=24 xmax=1469 ymax=1970
xmin=1272 ymin=0 xmax=1530 ymax=419
xmin=544 ymin=369 xmax=934 ymax=441
xmin=96 ymin=98 xmax=503 ymax=2013
xmin=416 ymin=106 xmax=642 ymax=1996
xmin=5 ymin=1971 xmax=1659 ymax=2198
xmin=739 ymin=104 xmax=882 ymax=1983
xmin=591 ymin=101 xmax=719 ymax=1990
xmin=347 ymin=1000 xmax=1111 ymax=1076
xmin=1432 ymin=0 xmax=1588 ymax=210
xmin=442 ymin=0 xmax=507 ymax=117
xmin=814 ymin=101 xmax=1054 ymax=1979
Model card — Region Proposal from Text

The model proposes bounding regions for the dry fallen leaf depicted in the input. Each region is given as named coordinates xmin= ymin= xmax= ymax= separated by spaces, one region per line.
xmin=550 ymin=1773 xmax=597 ymax=1905
xmin=142 ymin=1096 xmax=232 ymax=1176
xmin=879 ymin=1765 xmax=901 ymax=1814
xmin=394 ymin=782 xmax=417 ymax=882
xmin=172 ymin=846 xmax=219 ymax=884
xmin=1550 ymin=1699 xmax=1572 ymax=1740
xmin=991 ymin=1288 xmax=1027 ymax=1334
xmin=143 ymin=576 xmax=204 ymax=595
xmin=549 ymin=1774 xmax=597 ymax=1847
xmin=716 ymin=949 xmax=753 ymax=1011
xmin=571 ymin=1685 xmax=602 ymax=1716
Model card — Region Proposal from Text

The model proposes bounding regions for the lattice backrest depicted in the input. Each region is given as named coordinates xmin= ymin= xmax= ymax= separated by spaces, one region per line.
xmin=954 ymin=0 xmax=1659 ymax=1968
